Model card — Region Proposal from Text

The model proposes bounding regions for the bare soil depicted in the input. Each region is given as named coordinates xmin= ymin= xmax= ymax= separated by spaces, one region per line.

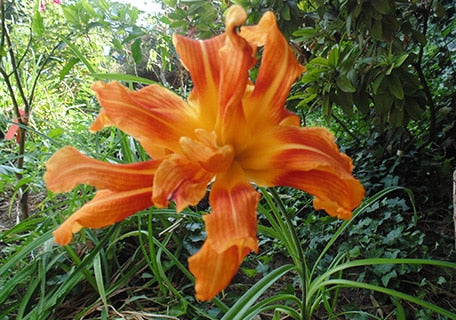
xmin=0 ymin=192 xmax=17 ymax=232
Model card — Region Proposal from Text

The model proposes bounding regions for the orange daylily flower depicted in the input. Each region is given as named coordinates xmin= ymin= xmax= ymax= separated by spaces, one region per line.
xmin=44 ymin=5 xmax=365 ymax=301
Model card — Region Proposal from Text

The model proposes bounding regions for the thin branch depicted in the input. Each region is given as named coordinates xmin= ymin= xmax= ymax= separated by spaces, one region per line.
xmin=3 ymin=13 xmax=30 ymax=116
xmin=28 ymin=42 xmax=60 ymax=106
xmin=412 ymin=0 xmax=436 ymax=143
xmin=0 ymin=66 xmax=20 ymax=113
xmin=7 ymin=31 xmax=33 ymax=78
xmin=331 ymin=113 xmax=361 ymax=145
xmin=453 ymin=169 xmax=456 ymax=249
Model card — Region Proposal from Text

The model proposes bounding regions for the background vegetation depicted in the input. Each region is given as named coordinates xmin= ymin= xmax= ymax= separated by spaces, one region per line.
xmin=1 ymin=0 xmax=455 ymax=319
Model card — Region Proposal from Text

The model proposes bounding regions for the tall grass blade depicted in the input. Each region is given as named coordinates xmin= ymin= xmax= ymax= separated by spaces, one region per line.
xmin=90 ymin=73 xmax=156 ymax=84
xmin=93 ymin=253 xmax=109 ymax=314
xmin=323 ymin=279 xmax=456 ymax=319
xmin=221 ymin=264 xmax=295 ymax=320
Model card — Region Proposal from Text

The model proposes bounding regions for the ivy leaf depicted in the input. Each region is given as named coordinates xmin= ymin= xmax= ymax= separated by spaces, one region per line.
xmin=383 ymin=226 xmax=404 ymax=245
xmin=381 ymin=270 xmax=397 ymax=286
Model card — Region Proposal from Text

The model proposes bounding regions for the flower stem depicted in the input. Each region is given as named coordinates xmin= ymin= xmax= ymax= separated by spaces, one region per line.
xmin=269 ymin=188 xmax=309 ymax=319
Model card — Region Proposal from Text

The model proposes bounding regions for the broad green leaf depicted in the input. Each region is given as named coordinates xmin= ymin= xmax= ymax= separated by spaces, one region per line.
xmin=47 ymin=127 xmax=64 ymax=138
xmin=97 ymin=0 xmax=110 ymax=11
xmin=163 ymin=0 xmax=177 ymax=6
xmin=300 ymin=68 xmax=323 ymax=82
xmin=388 ymin=73 xmax=404 ymax=100
xmin=371 ymin=19 xmax=383 ymax=40
xmin=281 ymin=6 xmax=291 ymax=21
xmin=129 ymin=7 xmax=139 ymax=23
xmin=405 ymin=99 xmax=424 ymax=120
xmin=32 ymin=9 xmax=44 ymax=36
xmin=390 ymin=102 xmax=405 ymax=127
xmin=0 ymin=45 xmax=6 ymax=57
xmin=112 ymin=38 xmax=123 ymax=51
xmin=310 ymin=57 xmax=329 ymax=67
xmin=170 ymin=20 xmax=187 ymax=28
xmin=372 ymin=73 xmax=385 ymax=94
xmin=372 ymin=0 xmax=391 ymax=14
xmin=293 ymin=27 xmax=316 ymax=39
xmin=231 ymin=0 xmax=249 ymax=5
xmin=62 ymin=6 xmax=81 ymax=27
xmin=0 ymin=165 xmax=21 ymax=174
xmin=59 ymin=57 xmax=79 ymax=80
xmin=411 ymin=30 xmax=426 ymax=45
xmin=81 ymin=0 xmax=98 ymax=17
xmin=393 ymin=53 xmax=409 ymax=68
xmin=336 ymin=75 xmax=356 ymax=93
xmin=322 ymin=93 xmax=331 ymax=122
xmin=328 ymin=46 xmax=339 ymax=68
xmin=434 ymin=2 xmax=446 ymax=18
xmin=333 ymin=91 xmax=354 ymax=116
xmin=131 ymin=38 xmax=142 ymax=64
xmin=373 ymin=93 xmax=393 ymax=115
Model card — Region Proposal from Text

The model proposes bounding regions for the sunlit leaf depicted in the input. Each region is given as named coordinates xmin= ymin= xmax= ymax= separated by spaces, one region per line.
xmin=32 ymin=9 xmax=44 ymax=36
xmin=131 ymin=38 xmax=142 ymax=64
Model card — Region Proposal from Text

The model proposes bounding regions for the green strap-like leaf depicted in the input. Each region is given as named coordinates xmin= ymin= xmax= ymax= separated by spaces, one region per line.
xmin=221 ymin=264 xmax=296 ymax=320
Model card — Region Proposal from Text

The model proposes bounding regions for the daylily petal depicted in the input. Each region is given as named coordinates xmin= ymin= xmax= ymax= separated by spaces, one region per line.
xmin=241 ymin=11 xmax=305 ymax=130
xmin=172 ymin=33 xmax=225 ymax=128
xmin=188 ymin=240 xmax=252 ymax=301
xmin=188 ymin=163 xmax=260 ymax=300
xmin=89 ymin=109 xmax=114 ymax=132
xmin=152 ymin=155 xmax=213 ymax=212
xmin=240 ymin=126 xmax=365 ymax=219
xmin=215 ymin=6 xmax=256 ymax=147
xmin=204 ymin=163 xmax=259 ymax=252
xmin=90 ymin=81 xmax=198 ymax=157
xmin=44 ymin=146 xmax=159 ymax=192
xmin=53 ymin=188 xmax=153 ymax=245
xmin=279 ymin=170 xmax=364 ymax=219
xmin=180 ymin=129 xmax=234 ymax=173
